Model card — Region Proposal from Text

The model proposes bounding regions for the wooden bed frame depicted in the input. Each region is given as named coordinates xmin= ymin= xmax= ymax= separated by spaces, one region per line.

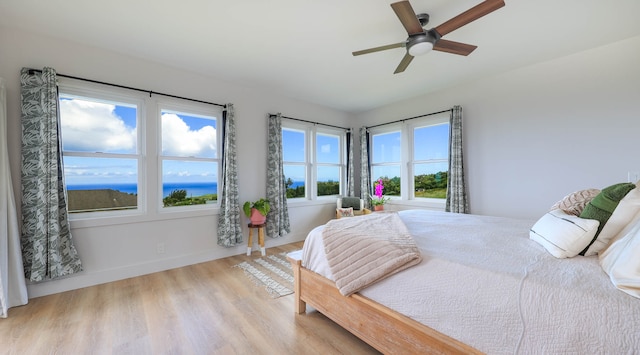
xmin=287 ymin=255 xmax=483 ymax=354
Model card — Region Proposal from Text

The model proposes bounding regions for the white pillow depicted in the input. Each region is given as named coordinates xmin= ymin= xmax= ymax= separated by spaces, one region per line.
xmin=604 ymin=209 xmax=640 ymax=251
xmin=530 ymin=209 xmax=600 ymax=258
xmin=599 ymin=219 xmax=640 ymax=299
xmin=336 ymin=207 xmax=354 ymax=218
xmin=583 ymin=186 xmax=640 ymax=256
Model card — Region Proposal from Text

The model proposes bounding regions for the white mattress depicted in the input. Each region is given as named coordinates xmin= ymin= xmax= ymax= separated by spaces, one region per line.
xmin=301 ymin=210 xmax=640 ymax=354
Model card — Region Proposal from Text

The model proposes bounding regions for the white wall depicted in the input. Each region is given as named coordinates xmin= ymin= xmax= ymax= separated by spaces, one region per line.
xmin=0 ymin=27 xmax=349 ymax=297
xmin=355 ymin=35 xmax=640 ymax=220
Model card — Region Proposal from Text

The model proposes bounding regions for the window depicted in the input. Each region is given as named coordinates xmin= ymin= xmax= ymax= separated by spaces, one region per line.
xmin=316 ymin=133 xmax=341 ymax=196
xmin=282 ymin=127 xmax=306 ymax=198
xmin=281 ymin=120 xmax=347 ymax=200
xmin=160 ymin=108 xmax=219 ymax=208
xmin=59 ymin=92 xmax=141 ymax=214
xmin=59 ymin=79 xmax=223 ymax=218
xmin=369 ymin=113 xmax=449 ymax=201
xmin=412 ymin=122 xmax=449 ymax=199
xmin=370 ymin=130 xmax=401 ymax=197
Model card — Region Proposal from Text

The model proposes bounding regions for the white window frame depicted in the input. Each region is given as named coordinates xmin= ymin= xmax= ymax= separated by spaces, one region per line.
xmin=281 ymin=119 xmax=347 ymax=202
xmin=157 ymin=100 xmax=223 ymax=212
xmin=369 ymin=112 xmax=449 ymax=207
xmin=58 ymin=78 xmax=223 ymax=227
xmin=407 ymin=114 xmax=450 ymax=202
xmin=314 ymin=127 xmax=346 ymax=199
xmin=282 ymin=123 xmax=308 ymax=200
xmin=369 ymin=123 xmax=402 ymax=199
xmin=58 ymin=82 xmax=146 ymax=219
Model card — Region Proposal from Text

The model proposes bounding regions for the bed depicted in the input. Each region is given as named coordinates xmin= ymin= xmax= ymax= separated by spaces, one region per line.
xmin=287 ymin=209 xmax=640 ymax=354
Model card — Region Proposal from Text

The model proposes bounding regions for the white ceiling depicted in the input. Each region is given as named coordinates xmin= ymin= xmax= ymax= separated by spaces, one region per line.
xmin=1 ymin=0 xmax=639 ymax=112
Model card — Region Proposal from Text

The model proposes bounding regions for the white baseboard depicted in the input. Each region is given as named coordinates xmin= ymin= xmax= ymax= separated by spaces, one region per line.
xmin=26 ymin=232 xmax=306 ymax=298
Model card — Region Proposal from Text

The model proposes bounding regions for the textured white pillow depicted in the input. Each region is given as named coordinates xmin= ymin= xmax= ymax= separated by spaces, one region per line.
xmin=530 ymin=209 xmax=600 ymax=258
xmin=599 ymin=219 xmax=640 ymax=299
xmin=584 ymin=186 xmax=640 ymax=256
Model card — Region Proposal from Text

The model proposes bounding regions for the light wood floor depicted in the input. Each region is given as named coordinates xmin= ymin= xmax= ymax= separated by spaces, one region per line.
xmin=0 ymin=242 xmax=379 ymax=355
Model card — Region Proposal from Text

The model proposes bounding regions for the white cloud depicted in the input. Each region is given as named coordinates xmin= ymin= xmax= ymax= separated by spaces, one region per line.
xmin=161 ymin=113 xmax=216 ymax=157
xmin=321 ymin=144 xmax=331 ymax=153
xmin=60 ymin=99 xmax=136 ymax=152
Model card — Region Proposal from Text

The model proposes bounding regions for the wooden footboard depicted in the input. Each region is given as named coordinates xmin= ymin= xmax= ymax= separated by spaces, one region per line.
xmin=287 ymin=256 xmax=482 ymax=354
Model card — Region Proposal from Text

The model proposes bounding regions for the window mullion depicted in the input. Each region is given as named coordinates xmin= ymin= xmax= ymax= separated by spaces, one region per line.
xmin=308 ymin=126 xmax=315 ymax=200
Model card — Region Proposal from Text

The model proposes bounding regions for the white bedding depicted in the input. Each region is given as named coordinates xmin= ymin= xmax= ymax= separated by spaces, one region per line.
xmin=301 ymin=210 xmax=640 ymax=354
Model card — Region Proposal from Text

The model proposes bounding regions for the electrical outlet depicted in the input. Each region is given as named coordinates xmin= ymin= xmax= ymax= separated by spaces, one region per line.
xmin=156 ymin=242 xmax=166 ymax=254
xmin=629 ymin=172 xmax=639 ymax=183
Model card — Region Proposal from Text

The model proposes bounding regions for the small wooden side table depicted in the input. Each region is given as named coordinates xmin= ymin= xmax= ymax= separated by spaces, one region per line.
xmin=247 ymin=223 xmax=266 ymax=256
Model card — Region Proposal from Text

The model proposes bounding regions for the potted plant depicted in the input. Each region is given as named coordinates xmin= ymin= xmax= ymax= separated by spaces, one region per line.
xmin=243 ymin=198 xmax=271 ymax=225
xmin=371 ymin=178 xmax=390 ymax=211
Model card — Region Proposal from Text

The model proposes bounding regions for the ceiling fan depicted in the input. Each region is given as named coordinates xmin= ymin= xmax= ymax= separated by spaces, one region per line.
xmin=353 ymin=0 xmax=505 ymax=74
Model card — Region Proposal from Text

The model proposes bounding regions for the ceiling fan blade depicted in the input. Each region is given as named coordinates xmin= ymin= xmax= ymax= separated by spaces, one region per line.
xmin=391 ymin=1 xmax=424 ymax=35
xmin=352 ymin=42 xmax=405 ymax=56
xmin=433 ymin=39 xmax=477 ymax=56
xmin=394 ymin=53 xmax=414 ymax=74
xmin=434 ymin=0 xmax=505 ymax=37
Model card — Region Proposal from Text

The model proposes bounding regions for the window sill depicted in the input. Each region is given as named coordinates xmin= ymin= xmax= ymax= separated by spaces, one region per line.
xmin=68 ymin=206 xmax=219 ymax=229
xmin=387 ymin=199 xmax=446 ymax=210
xmin=285 ymin=198 xmax=337 ymax=208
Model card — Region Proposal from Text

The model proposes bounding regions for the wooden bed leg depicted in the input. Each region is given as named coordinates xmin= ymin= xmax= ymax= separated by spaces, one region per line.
xmin=287 ymin=255 xmax=306 ymax=314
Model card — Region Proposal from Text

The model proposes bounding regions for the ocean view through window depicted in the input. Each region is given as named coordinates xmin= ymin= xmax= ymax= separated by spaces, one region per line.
xmin=281 ymin=119 xmax=346 ymax=199
xmin=59 ymin=91 xmax=141 ymax=213
xmin=59 ymin=78 xmax=223 ymax=216
xmin=65 ymin=182 xmax=218 ymax=198
xmin=160 ymin=108 xmax=219 ymax=207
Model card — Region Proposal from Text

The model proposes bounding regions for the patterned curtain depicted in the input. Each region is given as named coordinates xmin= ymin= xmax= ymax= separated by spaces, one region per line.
xmin=346 ymin=129 xmax=355 ymax=196
xmin=1 ymin=77 xmax=28 ymax=317
xmin=20 ymin=67 xmax=82 ymax=282
xmin=446 ymin=105 xmax=469 ymax=213
xmin=265 ymin=114 xmax=290 ymax=238
xmin=217 ymin=104 xmax=243 ymax=247
xmin=359 ymin=127 xmax=372 ymax=209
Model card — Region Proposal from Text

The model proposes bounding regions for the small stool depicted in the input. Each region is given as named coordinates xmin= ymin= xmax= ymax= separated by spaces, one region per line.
xmin=247 ymin=223 xmax=266 ymax=256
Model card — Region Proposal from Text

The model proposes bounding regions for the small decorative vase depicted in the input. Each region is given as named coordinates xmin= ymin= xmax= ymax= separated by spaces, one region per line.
xmin=249 ymin=208 xmax=266 ymax=225
xmin=374 ymin=205 xmax=384 ymax=211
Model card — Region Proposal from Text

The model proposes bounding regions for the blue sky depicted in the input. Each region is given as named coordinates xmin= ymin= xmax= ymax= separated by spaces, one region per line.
xmin=60 ymin=96 xmax=446 ymax=187
xmin=282 ymin=129 xmax=340 ymax=182
xmin=371 ymin=123 xmax=449 ymax=180
xmin=60 ymin=97 xmax=218 ymax=186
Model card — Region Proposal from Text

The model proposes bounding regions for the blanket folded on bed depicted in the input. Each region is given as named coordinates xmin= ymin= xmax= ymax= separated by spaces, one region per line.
xmin=322 ymin=212 xmax=422 ymax=296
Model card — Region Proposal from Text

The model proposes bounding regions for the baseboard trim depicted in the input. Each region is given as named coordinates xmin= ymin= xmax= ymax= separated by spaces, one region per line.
xmin=27 ymin=233 xmax=305 ymax=298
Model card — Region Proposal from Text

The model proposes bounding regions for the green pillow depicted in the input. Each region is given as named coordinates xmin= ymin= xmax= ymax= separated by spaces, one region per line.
xmin=341 ymin=197 xmax=361 ymax=210
xmin=579 ymin=182 xmax=636 ymax=255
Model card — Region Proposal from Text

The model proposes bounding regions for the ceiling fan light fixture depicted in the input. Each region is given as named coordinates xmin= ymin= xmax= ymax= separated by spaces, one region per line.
xmin=408 ymin=41 xmax=433 ymax=56
xmin=407 ymin=31 xmax=438 ymax=56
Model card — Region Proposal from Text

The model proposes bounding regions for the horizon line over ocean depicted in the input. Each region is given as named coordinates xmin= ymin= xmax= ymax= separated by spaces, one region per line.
xmin=66 ymin=181 xmax=306 ymax=197
xmin=67 ymin=182 xmax=217 ymax=198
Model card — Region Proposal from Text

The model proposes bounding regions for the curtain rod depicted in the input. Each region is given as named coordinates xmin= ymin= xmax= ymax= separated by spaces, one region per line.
xmin=269 ymin=113 xmax=350 ymax=131
xmin=365 ymin=108 xmax=452 ymax=129
xmin=27 ymin=68 xmax=226 ymax=108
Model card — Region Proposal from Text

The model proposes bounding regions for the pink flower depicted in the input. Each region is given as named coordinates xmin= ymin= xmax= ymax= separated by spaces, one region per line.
xmin=375 ymin=179 xmax=383 ymax=198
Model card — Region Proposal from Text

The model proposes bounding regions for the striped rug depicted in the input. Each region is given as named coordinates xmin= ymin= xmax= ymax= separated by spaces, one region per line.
xmin=234 ymin=252 xmax=296 ymax=298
